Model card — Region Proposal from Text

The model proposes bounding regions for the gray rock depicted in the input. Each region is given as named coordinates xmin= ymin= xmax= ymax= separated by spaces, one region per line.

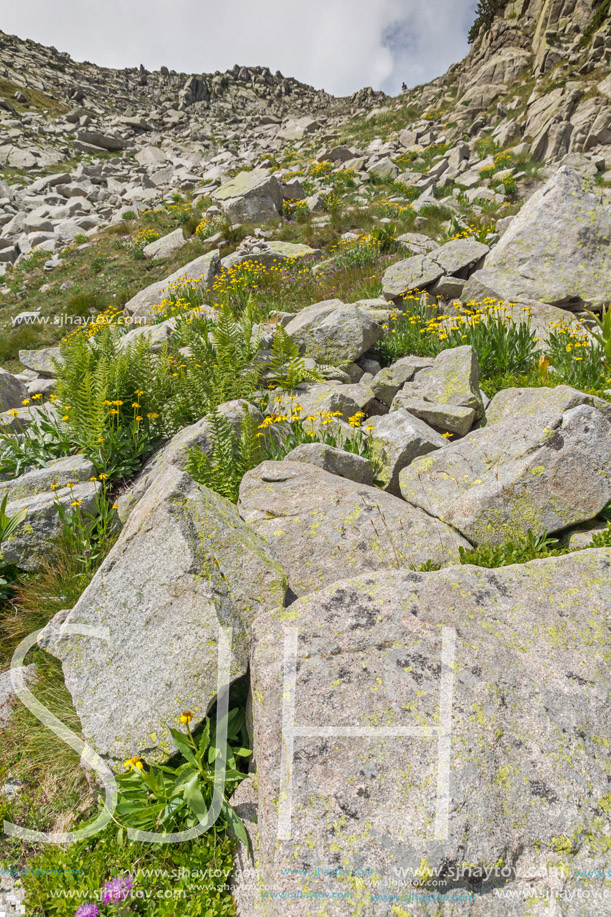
xmin=371 ymin=356 xmax=434 ymax=407
xmin=270 ymin=382 xmax=365 ymax=423
xmin=430 ymin=274 xmax=467 ymax=299
xmin=368 ymin=409 xmax=447 ymax=494
xmin=561 ymin=518 xmax=609 ymax=550
xmin=0 ymin=454 xmax=96 ymax=502
xmin=212 ymin=169 xmax=283 ymax=223
xmin=3 ymin=480 xmax=100 ymax=571
xmin=18 ymin=347 xmax=63 ymax=377
xmin=123 ymin=249 xmax=220 ymax=319
xmin=486 ymin=385 xmax=611 ymax=426
xmin=26 ymin=376 xmax=57 ymax=398
xmin=368 ymin=157 xmax=399 ymax=180
xmin=283 ymin=443 xmax=373 ymax=485
xmin=223 ymin=240 xmax=319 ymax=270
xmin=396 ymin=231 xmax=438 ymax=255
xmin=75 ymin=130 xmax=127 ymax=151
xmin=0 ymin=369 xmax=28 ymax=413
xmin=399 ymin=405 xmax=611 ymax=545
xmin=467 ymin=167 xmax=611 ymax=308
xmin=427 ymin=238 xmax=489 ymax=276
xmin=382 ymin=254 xmax=444 ymax=301
xmin=143 ymin=227 xmax=187 ymax=261
xmin=391 ymin=345 xmax=484 ymax=435
xmin=242 ymin=550 xmax=611 ymax=915
xmin=383 ymin=239 xmax=489 ymax=301
xmin=45 ymin=468 xmax=287 ymax=766
xmin=392 ymin=398 xmax=475 ymax=435
xmin=407 ymin=345 xmax=484 ymax=416
xmin=238 ymin=460 xmax=468 ymax=597
xmin=284 ymin=299 xmax=383 ymax=364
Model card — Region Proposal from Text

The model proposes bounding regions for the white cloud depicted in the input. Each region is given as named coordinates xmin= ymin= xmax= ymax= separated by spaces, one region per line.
xmin=1 ymin=0 xmax=477 ymax=95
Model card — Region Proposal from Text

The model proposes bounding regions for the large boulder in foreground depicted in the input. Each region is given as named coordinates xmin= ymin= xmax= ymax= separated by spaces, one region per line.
xmin=238 ymin=460 xmax=468 ymax=597
xmin=399 ymin=405 xmax=611 ymax=545
xmin=44 ymin=468 xmax=287 ymax=765
xmin=284 ymin=299 xmax=383 ymax=364
xmin=237 ymin=550 xmax=611 ymax=916
xmin=466 ymin=167 xmax=611 ymax=309
xmin=123 ymin=249 xmax=220 ymax=319
xmin=212 ymin=169 xmax=283 ymax=223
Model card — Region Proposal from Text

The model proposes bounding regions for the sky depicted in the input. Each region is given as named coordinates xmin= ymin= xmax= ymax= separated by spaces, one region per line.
xmin=1 ymin=0 xmax=478 ymax=96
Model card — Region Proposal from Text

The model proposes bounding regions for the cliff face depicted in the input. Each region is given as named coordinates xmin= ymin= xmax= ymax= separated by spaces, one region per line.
xmin=467 ymin=0 xmax=602 ymax=77
xmin=401 ymin=0 xmax=611 ymax=163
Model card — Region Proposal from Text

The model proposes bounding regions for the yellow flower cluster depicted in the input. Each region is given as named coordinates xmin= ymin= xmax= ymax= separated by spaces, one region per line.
xmin=377 ymin=199 xmax=414 ymax=219
xmin=548 ymin=321 xmax=592 ymax=357
xmin=135 ymin=228 xmax=160 ymax=247
xmin=393 ymin=297 xmax=528 ymax=342
xmin=309 ymin=161 xmax=334 ymax=178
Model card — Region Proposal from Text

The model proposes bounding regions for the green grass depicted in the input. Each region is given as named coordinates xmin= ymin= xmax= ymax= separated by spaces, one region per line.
xmin=0 ymin=76 xmax=68 ymax=116
xmin=0 ymin=204 xmax=211 ymax=368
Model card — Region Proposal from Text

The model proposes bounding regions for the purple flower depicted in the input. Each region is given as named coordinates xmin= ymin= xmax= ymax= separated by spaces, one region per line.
xmin=101 ymin=874 xmax=134 ymax=903
xmin=75 ymin=906 xmax=100 ymax=917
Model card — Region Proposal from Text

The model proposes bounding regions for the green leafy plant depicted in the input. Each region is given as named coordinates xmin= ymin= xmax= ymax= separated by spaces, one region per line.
xmin=54 ymin=488 xmax=119 ymax=575
xmin=20 ymin=822 xmax=237 ymax=916
xmin=0 ymin=406 xmax=73 ymax=479
xmin=334 ymin=236 xmax=382 ymax=270
xmin=115 ymin=707 xmax=251 ymax=846
xmin=459 ymin=530 xmax=566 ymax=568
xmin=444 ymin=309 xmax=539 ymax=377
xmin=585 ymin=305 xmax=611 ymax=365
xmin=186 ymin=411 xmax=263 ymax=503
xmin=56 ymin=327 xmax=172 ymax=478
xmin=374 ymin=295 xmax=442 ymax=365
xmin=368 ymin=224 xmax=398 ymax=254
xmin=590 ymin=522 xmax=611 ymax=548
xmin=265 ymin=325 xmax=326 ymax=391
xmin=546 ymin=326 xmax=606 ymax=390
xmin=167 ymin=304 xmax=261 ymax=428
xmin=0 ymin=492 xmax=27 ymax=600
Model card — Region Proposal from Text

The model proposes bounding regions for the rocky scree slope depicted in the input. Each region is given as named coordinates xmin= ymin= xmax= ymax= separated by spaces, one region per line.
xmin=0 ymin=9 xmax=610 ymax=917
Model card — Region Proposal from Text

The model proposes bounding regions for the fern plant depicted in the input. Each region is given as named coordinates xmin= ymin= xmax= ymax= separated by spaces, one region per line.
xmin=55 ymin=327 xmax=173 ymax=478
xmin=167 ymin=304 xmax=262 ymax=429
xmin=186 ymin=411 xmax=264 ymax=503
xmin=265 ymin=326 xmax=326 ymax=391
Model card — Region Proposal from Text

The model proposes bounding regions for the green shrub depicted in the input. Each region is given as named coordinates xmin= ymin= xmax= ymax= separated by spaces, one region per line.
xmin=590 ymin=522 xmax=611 ymax=548
xmin=21 ymin=824 xmax=237 ymax=916
xmin=265 ymin=325 xmax=326 ymax=391
xmin=0 ymin=407 xmax=73 ymax=479
xmin=468 ymin=1 xmax=509 ymax=43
